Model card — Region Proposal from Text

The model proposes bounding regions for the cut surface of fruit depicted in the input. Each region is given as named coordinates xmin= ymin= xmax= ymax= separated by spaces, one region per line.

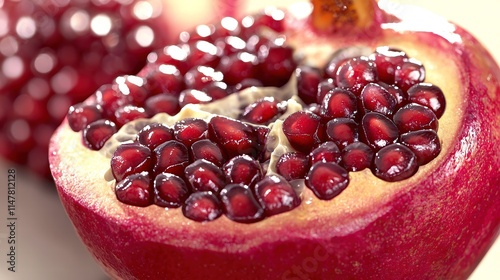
xmin=49 ymin=1 xmax=500 ymax=279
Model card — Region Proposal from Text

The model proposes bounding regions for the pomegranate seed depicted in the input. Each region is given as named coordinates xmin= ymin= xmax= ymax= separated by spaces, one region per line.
xmin=372 ymin=143 xmax=418 ymax=181
xmin=400 ymin=130 xmax=441 ymax=165
xmin=255 ymin=126 xmax=271 ymax=161
xmin=180 ymin=24 xmax=216 ymax=43
xmin=67 ymin=103 xmax=103 ymax=132
xmin=173 ymin=118 xmax=208 ymax=147
xmin=305 ymin=103 xmax=322 ymax=115
xmin=393 ymin=103 xmax=438 ymax=133
xmin=394 ymin=58 xmax=425 ymax=92
xmin=190 ymin=139 xmax=226 ymax=167
xmin=115 ymin=172 xmax=153 ymax=207
xmin=325 ymin=118 xmax=359 ymax=149
xmin=111 ymin=143 xmax=152 ymax=182
xmin=186 ymin=41 xmax=222 ymax=68
xmin=82 ymin=120 xmax=117 ymax=150
xmin=218 ymin=52 xmax=258 ymax=85
xmin=220 ymin=184 xmax=265 ymax=223
xmin=254 ymin=175 xmax=301 ymax=216
xmin=136 ymin=123 xmax=174 ymax=150
xmin=276 ymin=152 xmax=310 ymax=181
xmin=114 ymin=105 xmax=148 ymax=127
xmin=257 ymin=43 xmax=296 ymax=87
xmin=241 ymin=97 xmax=282 ymax=125
xmin=324 ymin=47 xmax=370 ymax=79
xmin=317 ymin=79 xmax=336 ymax=103
xmin=379 ymin=82 xmax=407 ymax=109
xmin=282 ymin=111 xmax=323 ymax=153
xmin=202 ymin=82 xmax=229 ymax=100
xmin=361 ymin=112 xmax=399 ymax=150
xmin=223 ymin=155 xmax=263 ymax=186
xmin=245 ymin=34 xmax=272 ymax=53
xmin=144 ymin=94 xmax=180 ymax=116
xmin=369 ymin=46 xmax=408 ymax=84
xmin=296 ymin=66 xmax=322 ymax=104
xmin=341 ymin=142 xmax=374 ymax=171
xmin=184 ymin=66 xmax=223 ymax=90
xmin=95 ymin=85 xmax=128 ymax=119
xmin=143 ymin=64 xmax=184 ymax=96
xmin=407 ymin=83 xmax=446 ymax=118
xmin=153 ymin=173 xmax=190 ymax=208
xmin=182 ymin=191 xmax=222 ymax=222
xmin=115 ymin=75 xmax=147 ymax=106
xmin=309 ymin=142 xmax=341 ymax=165
xmin=360 ymin=83 xmax=397 ymax=116
xmin=153 ymin=140 xmax=189 ymax=176
xmin=184 ymin=159 xmax=226 ymax=193
xmin=305 ymin=162 xmax=349 ymax=200
xmin=208 ymin=116 xmax=260 ymax=158
xmin=320 ymin=88 xmax=358 ymax=120
xmin=152 ymin=45 xmax=189 ymax=74
xmin=336 ymin=56 xmax=378 ymax=95
xmin=179 ymin=89 xmax=214 ymax=107
xmin=214 ymin=36 xmax=247 ymax=56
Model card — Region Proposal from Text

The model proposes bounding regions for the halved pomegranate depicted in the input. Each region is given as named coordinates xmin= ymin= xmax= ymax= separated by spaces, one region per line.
xmin=0 ymin=0 xmax=224 ymax=178
xmin=49 ymin=0 xmax=500 ymax=279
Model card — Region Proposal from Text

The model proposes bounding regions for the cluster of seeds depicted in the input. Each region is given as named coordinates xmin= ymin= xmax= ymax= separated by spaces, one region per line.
xmin=67 ymin=9 xmax=446 ymax=223
xmin=111 ymin=116 xmax=300 ymax=223
xmin=277 ymin=46 xmax=446 ymax=199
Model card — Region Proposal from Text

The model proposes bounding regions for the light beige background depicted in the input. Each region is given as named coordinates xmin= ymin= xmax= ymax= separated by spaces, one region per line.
xmin=0 ymin=0 xmax=498 ymax=279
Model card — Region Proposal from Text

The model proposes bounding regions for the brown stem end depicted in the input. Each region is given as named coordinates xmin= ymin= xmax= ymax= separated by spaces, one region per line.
xmin=311 ymin=0 xmax=376 ymax=32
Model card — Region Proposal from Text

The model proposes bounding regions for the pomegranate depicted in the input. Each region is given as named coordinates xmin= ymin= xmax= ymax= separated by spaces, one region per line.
xmin=0 ymin=0 xmax=223 ymax=178
xmin=49 ymin=0 xmax=500 ymax=279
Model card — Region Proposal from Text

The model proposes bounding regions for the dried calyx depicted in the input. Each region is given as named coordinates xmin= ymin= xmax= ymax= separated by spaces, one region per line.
xmin=67 ymin=8 xmax=446 ymax=223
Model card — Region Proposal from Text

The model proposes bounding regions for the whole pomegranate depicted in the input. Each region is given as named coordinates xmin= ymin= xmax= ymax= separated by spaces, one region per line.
xmin=49 ymin=0 xmax=500 ymax=279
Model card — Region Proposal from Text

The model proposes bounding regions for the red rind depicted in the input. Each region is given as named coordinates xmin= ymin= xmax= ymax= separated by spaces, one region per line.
xmin=49 ymin=2 xmax=500 ymax=279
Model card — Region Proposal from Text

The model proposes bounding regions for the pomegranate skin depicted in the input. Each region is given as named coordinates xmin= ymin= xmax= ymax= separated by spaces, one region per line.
xmin=49 ymin=1 xmax=500 ymax=280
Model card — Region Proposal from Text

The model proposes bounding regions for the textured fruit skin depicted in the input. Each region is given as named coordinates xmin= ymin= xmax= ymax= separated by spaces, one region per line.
xmin=49 ymin=1 xmax=500 ymax=279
